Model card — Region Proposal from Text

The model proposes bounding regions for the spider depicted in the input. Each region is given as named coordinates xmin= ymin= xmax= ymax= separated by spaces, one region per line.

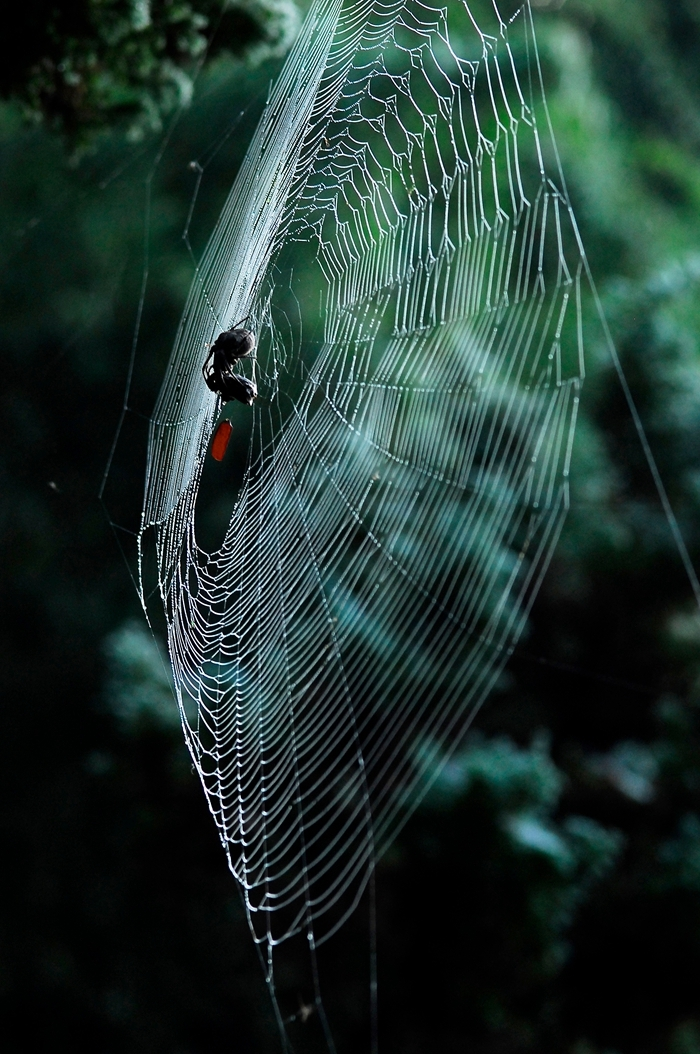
xmin=202 ymin=318 xmax=257 ymax=405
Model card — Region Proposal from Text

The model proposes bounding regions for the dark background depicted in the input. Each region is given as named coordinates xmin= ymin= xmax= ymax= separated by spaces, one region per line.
xmin=3 ymin=1 xmax=700 ymax=1051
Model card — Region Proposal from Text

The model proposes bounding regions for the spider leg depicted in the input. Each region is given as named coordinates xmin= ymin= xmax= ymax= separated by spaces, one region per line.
xmin=202 ymin=345 xmax=216 ymax=379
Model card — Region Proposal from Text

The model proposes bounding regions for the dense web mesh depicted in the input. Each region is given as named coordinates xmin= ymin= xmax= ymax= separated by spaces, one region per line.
xmin=140 ymin=0 xmax=585 ymax=949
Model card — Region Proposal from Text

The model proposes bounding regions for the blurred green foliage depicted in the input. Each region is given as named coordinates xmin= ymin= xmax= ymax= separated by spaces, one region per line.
xmin=103 ymin=620 xmax=178 ymax=730
xmin=0 ymin=0 xmax=300 ymax=143
xmin=4 ymin=0 xmax=700 ymax=1051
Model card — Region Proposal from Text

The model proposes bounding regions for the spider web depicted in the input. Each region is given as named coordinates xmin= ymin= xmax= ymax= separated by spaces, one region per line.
xmin=140 ymin=0 xmax=585 ymax=952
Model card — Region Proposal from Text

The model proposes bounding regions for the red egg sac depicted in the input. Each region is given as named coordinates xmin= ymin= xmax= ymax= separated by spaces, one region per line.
xmin=211 ymin=419 xmax=233 ymax=461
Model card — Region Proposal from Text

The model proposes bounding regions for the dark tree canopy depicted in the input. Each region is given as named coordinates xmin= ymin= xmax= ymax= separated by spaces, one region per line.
xmin=1 ymin=0 xmax=298 ymax=139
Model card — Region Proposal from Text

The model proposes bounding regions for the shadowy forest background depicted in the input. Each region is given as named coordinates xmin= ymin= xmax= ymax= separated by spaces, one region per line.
xmin=3 ymin=0 xmax=700 ymax=1051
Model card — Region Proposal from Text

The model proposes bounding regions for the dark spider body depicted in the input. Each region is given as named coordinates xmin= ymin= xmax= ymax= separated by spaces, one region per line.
xmin=202 ymin=323 xmax=257 ymax=405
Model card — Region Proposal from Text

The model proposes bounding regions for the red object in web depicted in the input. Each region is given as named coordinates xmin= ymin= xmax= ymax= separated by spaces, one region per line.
xmin=211 ymin=419 xmax=233 ymax=461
